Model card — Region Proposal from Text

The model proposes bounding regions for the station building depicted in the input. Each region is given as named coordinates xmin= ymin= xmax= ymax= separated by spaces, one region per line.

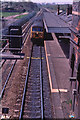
xmin=69 ymin=0 xmax=80 ymax=75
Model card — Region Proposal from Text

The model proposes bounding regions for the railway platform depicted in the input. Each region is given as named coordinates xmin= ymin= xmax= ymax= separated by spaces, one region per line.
xmin=44 ymin=33 xmax=80 ymax=119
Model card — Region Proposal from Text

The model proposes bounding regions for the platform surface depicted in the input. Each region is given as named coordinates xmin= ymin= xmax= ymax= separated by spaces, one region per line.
xmin=44 ymin=33 xmax=80 ymax=118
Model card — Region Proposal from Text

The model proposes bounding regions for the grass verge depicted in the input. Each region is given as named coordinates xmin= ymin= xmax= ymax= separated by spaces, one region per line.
xmin=0 ymin=12 xmax=20 ymax=17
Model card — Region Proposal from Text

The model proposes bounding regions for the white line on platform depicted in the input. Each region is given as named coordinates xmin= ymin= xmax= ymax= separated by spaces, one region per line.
xmin=52 ymin=89 xmax=68 ymax=93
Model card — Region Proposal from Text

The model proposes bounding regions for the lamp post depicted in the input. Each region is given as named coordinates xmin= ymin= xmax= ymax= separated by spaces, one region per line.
xmin=69 ymin=89 xmax=77 ymax=118
xmin=72 ymin=89 xmax=77 ymax=112
xmin=70 ymin=53 xmax=75 ymax=77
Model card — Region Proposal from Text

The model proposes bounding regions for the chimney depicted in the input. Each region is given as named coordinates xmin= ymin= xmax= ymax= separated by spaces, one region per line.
xmin=69 ymin=5 xmax=72 ymax=14
xmin=67 ymin=4 xmax=69 ymax=15
xmin=67 ymin=4 xmax=72 ymax=15
xmin=57 ymin=5 xmax=60 ymax=15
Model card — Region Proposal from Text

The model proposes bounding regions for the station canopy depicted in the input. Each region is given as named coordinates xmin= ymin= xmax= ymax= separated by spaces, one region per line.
xmin=43 ymin=12 xmax=71 ymax=33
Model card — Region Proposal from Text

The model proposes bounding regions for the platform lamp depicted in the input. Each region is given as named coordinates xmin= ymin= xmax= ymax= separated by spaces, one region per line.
xmin=69 ymin=89 xmax=77 ymax=118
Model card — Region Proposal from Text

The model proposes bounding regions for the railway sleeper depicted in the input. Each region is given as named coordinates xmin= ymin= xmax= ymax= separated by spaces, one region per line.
xmin=24 ymin=107 xmax=41 ymax=112
xmin=24 ymin=102 xmax=41 ymax=107
xmin=26 ymin=96 xmax=40 ymax=100
xmin=23 ymin=112 xmax=41 ymax=118
xmin=28 ymin=89 xmax=40 ymax=92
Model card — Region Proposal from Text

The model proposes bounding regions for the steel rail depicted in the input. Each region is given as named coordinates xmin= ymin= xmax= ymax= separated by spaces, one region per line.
xmin=1 ymin=31 xmax=25 ymax=38
xmin=0 ymin=60 xmax=6 ymax=69
xmin=22 ymin=27 xmax=31 ymax=45
xmin=0 ymin=59 xmax=17 ymax=99
xmin=0 ymin=43 xmax=9 ymax=53
xmin=40 ymin=46 xmax=44 ymax=119
xmin=19 ymin=45 xmax=33 ymax=120
xmin=0 ymin=48 xmax=22 ymax=51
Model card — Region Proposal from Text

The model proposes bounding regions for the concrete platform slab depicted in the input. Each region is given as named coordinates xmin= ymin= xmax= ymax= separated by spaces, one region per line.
xmin=44 ymin=33 xmax=73 ymax=118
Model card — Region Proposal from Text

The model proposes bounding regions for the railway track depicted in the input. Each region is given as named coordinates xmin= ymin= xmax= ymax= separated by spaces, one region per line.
xmin=19 ymin=45 xmax=44 ymax=119
xmin=0 ymin=59 xmax=17 ymax=99
xmin=13 ymin=44 xmax=53 ymax=119
xmin=0 ymin=43 xmax=9 ymax=53
xmin=0 ymin=60 xmax=6 ymax=69
xmin=1 ymin=10 xmax=53 ymax=118
xmin=0 ymin=17 xmax=33 ymax=100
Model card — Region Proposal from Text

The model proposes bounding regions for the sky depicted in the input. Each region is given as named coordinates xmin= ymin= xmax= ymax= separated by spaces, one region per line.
xmin=2 ymin=0 xmax=73 ymax=4
xmin=31 ymin=0 xmax=73 ymax=4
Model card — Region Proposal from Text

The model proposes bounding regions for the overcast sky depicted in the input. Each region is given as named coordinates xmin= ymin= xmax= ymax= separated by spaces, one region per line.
xmin=31 ymin=0 xmax=73 ymax=4
xmin=2 ymin=0 xmax=73 ymax=4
